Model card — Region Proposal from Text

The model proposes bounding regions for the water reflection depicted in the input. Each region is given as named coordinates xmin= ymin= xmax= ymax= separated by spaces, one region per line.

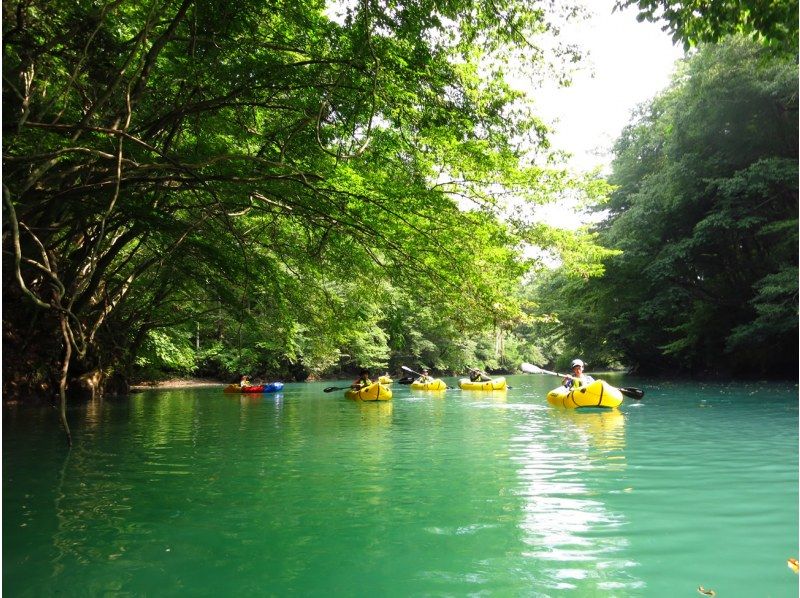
xmin=238 ymin=392 xmax=284 ymax=431
xmin=239 ymin=392 xmax=283 ymax=405
xmin=84 ymin=397 xmax=105 ymax=430
xmin=356 ymin=399 xmax=393 ymax=426
xmin=548 ymin=409 xmax=627 ymax=461
xmin=511 ymin=408 xmax=642 ymax=592
xmin=409 ymin=389 xmax=447 ymax=398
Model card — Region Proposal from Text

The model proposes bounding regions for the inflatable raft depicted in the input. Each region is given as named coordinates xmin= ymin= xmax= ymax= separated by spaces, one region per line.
xmin=546 ymin=380 xmax=622 ymax=409
xmin=224 ymin=382 xmax=284 ymax=393
xmin=378 ymin=375 xmax=393 ymax=385
xmin=345 ymin=382 xmax=392 ymax=401
xmin=410 ymin=378 xmax=447 ymax=391
xmin=458 ymin=377 xmax=507 ymax=391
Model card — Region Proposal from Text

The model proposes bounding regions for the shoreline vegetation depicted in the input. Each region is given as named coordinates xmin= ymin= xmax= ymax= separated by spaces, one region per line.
xmin=2 ymin=12 xmax=795 ymax=416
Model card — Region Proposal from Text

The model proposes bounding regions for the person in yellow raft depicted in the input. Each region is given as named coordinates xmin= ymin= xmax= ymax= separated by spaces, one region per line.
xmin=468 ymin=367 xmax=491 ymax=382
xmin=351 ymin=368 xmax=372 ymax=390
xmin=416 ymin=368 xmax=434 ymax=384
xmin=563 ymin=359 xmax=594 ymax=389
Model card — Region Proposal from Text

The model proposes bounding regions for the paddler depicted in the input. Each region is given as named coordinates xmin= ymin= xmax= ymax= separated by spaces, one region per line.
xmin=563 ymin=359 xmax=594 ymax=389
xmin=416 ymin=368 xmax=434 ymax=384
xmin=351 ymin=369 xmax=372 ymax=390
xmin=468 ymin=367 xmax=491 ymax=382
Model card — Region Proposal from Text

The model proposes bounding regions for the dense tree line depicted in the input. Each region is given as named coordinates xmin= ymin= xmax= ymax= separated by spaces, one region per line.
xmin=4 ymin=0 xmax=796 ymax=449
xmin=3 ymin=0 xmax=611 ymax=437
xmin=528 ymin=36 xmax=797 ymax=377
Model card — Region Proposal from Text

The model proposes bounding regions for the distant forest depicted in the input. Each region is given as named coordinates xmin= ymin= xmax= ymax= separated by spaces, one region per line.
xmin=3 ymin=0 xmax=797 ymax=407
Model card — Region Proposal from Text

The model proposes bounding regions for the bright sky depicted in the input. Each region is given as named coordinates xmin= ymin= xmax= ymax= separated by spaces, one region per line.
xmin=537 ymin=3 xmax=686 ymax=173
xmin=522 ymin=2 xmax=685 ymax=231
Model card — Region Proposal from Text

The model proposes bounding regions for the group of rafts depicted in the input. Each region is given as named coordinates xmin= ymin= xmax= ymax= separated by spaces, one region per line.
xmin=345 ymin=373 xmax=509 ymax=401
xmin=346 ymin=366 xmax=637 ymax=409
xmin=223 ymin=367 xmax=636 ymax=409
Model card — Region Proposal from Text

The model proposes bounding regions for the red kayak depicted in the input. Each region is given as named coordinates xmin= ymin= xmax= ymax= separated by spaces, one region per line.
xmin=223 ymin=382 xmax=284 ymax=393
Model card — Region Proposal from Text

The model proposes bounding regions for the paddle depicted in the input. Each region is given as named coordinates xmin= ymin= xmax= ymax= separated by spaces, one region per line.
xmin=401 ymin=365 xmax=424 ymax=377
xmin=323 ymin=386 xmax=351 ymax=393
xmin=520 ymin=362 xmax=645 ymax=399
xmin=617 ymin=386 xmax=645 ymax=399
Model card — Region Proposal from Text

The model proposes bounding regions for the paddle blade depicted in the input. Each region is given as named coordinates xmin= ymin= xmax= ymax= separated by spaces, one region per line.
xmin=619 ymin=387 xmax=645 ymax=400
xmin=323 ymin=386 xmax=344 ymax=393
xmin=520 ymin=362 xmax=540 ymax=374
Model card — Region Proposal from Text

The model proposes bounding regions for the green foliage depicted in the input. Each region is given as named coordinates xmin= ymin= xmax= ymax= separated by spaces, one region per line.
xmin=617 ymin=0 xmax=799 ymax=54
xmin=4 ymin=0 xmax=606 ymax=391
xmin=135 ymin=330 xmax=196 ymax=378
xmin=529 ymin=36 xmax=798 ymax=377
xmin=727 ymin=266 xmax=799 ymax=355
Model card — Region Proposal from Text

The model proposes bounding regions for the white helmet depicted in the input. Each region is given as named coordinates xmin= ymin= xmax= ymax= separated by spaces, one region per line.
xmin=570 ymin=359 xmax=585 ymax=369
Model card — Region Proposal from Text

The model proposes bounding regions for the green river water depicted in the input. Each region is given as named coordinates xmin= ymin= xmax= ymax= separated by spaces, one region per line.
xmin=4 ymin=374 xmax=798 ymax=597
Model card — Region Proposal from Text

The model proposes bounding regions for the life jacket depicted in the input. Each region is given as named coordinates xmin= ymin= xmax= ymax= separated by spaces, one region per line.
xmin=567 ymin=375 xmax=593 ymax=390
xmin=566 ymin=376 xmax=583 ymax=390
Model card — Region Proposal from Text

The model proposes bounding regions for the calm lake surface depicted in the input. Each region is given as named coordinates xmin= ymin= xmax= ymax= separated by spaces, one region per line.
xmin=4 ymin=374 xmax=798 ymax=597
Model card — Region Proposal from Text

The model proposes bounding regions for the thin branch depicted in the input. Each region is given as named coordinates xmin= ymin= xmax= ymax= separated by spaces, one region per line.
xmin=3 ymin=185 xmax=51 ymax=309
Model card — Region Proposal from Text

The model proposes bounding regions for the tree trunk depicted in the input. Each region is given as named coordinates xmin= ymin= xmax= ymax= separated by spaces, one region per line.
xmin=58 ymin=314 xmax=73 ymax=447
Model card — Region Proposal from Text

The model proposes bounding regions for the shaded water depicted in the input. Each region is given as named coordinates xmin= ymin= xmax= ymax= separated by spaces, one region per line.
xmin=4 ymin=375 xmax=798 ymax=596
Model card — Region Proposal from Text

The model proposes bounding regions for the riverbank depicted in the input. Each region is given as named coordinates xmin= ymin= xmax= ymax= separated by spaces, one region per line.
xmin=130 ymin=378 xmax=225 ymax=390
